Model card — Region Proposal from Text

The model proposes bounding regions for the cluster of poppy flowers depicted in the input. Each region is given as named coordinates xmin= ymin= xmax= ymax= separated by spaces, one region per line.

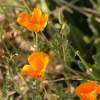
xmin=17 ymin=7 xmax=49 ymax=79
xmin=17 ymin=7 xmax=100 ymax=100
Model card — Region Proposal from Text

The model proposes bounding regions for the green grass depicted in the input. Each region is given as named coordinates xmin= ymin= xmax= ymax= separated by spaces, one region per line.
xmin=0 ymin=0 xmax=100 ymax=100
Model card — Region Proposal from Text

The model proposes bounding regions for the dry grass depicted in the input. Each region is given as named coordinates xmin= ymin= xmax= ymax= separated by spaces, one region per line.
xmin=0 ymin=0 xmax=100 ymax=100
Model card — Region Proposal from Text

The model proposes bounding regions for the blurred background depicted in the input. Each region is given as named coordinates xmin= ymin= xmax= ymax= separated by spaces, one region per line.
xmin=0 ymin=0 xmax=100 ymax=100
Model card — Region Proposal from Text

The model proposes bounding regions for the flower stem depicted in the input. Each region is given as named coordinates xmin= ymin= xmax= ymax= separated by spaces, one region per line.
xmin=41 ymin=31 xmax=49 ymax=43
xmin=75 ymin=50 xmax=98 ymax=80
xmin=35 ymin=32 xmax=38 ymax=50
xmin=75 ymin=50 xmax=88 ymax=69
xmin=22 ymin=0 xmax=31 ymax=13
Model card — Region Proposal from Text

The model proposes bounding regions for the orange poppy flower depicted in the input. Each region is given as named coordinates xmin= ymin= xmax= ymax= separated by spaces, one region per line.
xmin=75 ymin=81 xmax=100 ymax=100
xmin=21 ymin=52 xmax=49 ymax=79
xmin=97 ymin=85 xmax=100 ymax=94
xmin=17 ymin=8 xmax=48 ymax=32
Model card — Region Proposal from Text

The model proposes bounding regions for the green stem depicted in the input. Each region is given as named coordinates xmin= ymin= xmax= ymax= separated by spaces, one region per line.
xmin=62 ymin=46 xmax=66 ymax=64
xmin=40 ymin=31 xmax=52 ymax=47
xmin=22 ymin=0 xmax=31 ymax=13
xmin=75 ymin=51 xmax=88 ymax=69
xmin=75 ymin=51 xmax=98 ymax=80
xmin=35 ymin=32 xmax=38 ymax=50
xmin=41 ymin=32 xmax=49 ymax=43
xmin=0 ymin=4 xmax=26 ymax=9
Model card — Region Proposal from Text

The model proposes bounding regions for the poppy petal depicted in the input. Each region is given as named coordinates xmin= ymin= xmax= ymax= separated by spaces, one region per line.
xmin=32 ymin=8 xmax=42 ymax=23
xmin=27 ymin=23 xmax=41 ymax=32
xmin=75 ymin=81 xmax=98 ymax=100
xmin=97 ymin=85 xmax=100 ymax=94
xmin=40 ymin=13 xmax=48 ymax=30
xmin=28 ymin=52 xmax=49 ymax=71
xmin=21 ymin=65 xmax=33 ymax=76
xmin=17 ymin=12 xmax=30 ymax=27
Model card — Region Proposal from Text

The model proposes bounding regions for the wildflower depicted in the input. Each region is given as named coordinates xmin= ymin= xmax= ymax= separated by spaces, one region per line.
xmin=75 ymin=81 xmax=100 ymax=100
xmin=17 ymin=8 xmax=48 ymax=32
xmin=21 ymin=52 xmax=49 ymax=79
